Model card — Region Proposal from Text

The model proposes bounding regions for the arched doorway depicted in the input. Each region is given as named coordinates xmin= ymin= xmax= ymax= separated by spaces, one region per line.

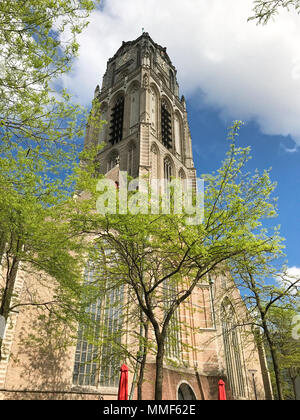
xmin=177 ymin=382 xmax=197 ymax=400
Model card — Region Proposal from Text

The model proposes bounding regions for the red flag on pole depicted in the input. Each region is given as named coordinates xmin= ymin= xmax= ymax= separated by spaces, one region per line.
xmin=218 ymin=379 xmax=227 ymax=400
xmin=118 ymin=364 xmax=128 ymax=400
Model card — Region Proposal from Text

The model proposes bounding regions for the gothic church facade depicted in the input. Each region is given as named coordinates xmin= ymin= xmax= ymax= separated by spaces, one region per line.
xmin=0 ymin=33 xmax=273 ymax=400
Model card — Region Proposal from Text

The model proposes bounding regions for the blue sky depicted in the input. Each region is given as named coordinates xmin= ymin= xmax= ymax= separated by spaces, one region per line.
xmin=60 ymin=0 xmax=300 ymax=277
xmin=187 ymin=92 xmax=300 ymax=270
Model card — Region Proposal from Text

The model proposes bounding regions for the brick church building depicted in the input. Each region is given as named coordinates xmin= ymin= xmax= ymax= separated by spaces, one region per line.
xmin=0 ymin=33 xmax=273 ymax=400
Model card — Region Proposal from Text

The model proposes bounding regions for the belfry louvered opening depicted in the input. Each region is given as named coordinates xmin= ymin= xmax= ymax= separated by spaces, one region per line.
xmin=161 ymin=102 xmax=172 ymax=150
xmin=109 ymin=96 xmax=124 ymax=145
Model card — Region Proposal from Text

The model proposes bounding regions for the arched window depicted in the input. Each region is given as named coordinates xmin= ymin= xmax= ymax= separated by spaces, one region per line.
xmin=164 ymin=279 xmax=181 ymax=361
xmin=178 ymin=168 xmax=186 ymax=180
xmin=164 ymin=156 xmax=173 ymax=182
xmin=109 ymin=96 xmax=124 ymax=145
xmin=163 ymin=156 xmax=173 ymax=199
xmin=73 ymin=256 xmax=124 ymax=388
xmin=221 ymin=299 xmax=247 ymax=398
xmin=178 ymin=383 xmax=197 ymax=400
xmin=179 ymin=168 xmax=186 ymax=192
xmin=107 ymin=150 xmax=119 ymax=173
xmin=72 ymin=266 xmax=102 ymax=386
xmin=161 ymin=99 xmax=172 ymax=150
xmin=99 ymin=284 xmax=124 ymax=387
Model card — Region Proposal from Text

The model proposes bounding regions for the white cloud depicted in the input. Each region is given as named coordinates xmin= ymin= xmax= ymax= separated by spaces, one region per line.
xmin=276 ymin=266 xmax=300 ymax=294
xmin=61 ymin=0 xmax=300 ymax=145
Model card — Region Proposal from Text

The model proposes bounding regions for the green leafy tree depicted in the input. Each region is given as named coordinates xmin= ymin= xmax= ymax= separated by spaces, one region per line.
xmin=72 ymin=122 xmax=284 ymax=400
xmin=0 ymin=0 xmax=99 ymax=158
xmin=0 ymin=1 xmax=104 ymax=363
xmin=267 ymin=306 xmax=300 ymax=399
xmin=0 ymin=146 xmax=97 ymax=361
xmin=249 ymin=0 xmax=300 ymax=24
xmin=229 ymin=254 xmax=299 ymax=400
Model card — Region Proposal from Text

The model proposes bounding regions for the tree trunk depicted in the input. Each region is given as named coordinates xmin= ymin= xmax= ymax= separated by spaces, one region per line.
xmin=262 ymin=319 xmax=284 ymax=400
xmin=0 ymin=232 xmax=6 ymax=361
xmin=247 ymin=272 xmax=284 ymax=400
xmin=154 ymin=340 xmax=165 ymax=400
xmin=137 ymin=322 xmax=149 ymax=400
xmin=0 ymin=232 xmax=6 ymax=264
xmin=0 ymin=254 xmax=20 ymax=361
xmin=0 ymin=256 xmax=20 ymax=319
xmin=288 ymin=368 xmax=298 ymax=400
xmin=291 ymin=377 xmax=297 ymax=401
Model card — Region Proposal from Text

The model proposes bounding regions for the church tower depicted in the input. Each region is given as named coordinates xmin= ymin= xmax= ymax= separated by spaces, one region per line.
xmin=80 ymin=34 xmax=272 ymax=401
xmin=85 ymin=32 xmax=196 ymax=186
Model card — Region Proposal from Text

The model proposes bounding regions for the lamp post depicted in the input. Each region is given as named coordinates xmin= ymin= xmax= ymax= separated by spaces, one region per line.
xmin=249 ymin=369 xmax=258 ymax=400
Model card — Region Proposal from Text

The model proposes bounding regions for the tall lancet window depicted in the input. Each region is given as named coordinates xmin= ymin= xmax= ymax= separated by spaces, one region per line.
xmin=164 ymin=156 xmax=173 ymax=198
xmin=99 ymin=285 xmax=124 ymax=387
xmin=221 ymin=299 xmax=247 ymax=399
xmin=73 ymin=257 xmax=124 ymax=388
xmin=164 ymin=156 xmax=173 ymax=182
xmin=72 ymin=266 xmax=102 ymax=387
xmin=163 ymin=280 xmax=181 ymax=361
xmin=109 ymin=96 xmax=124 ymax=145
xmin=161 ymin=100 xmax=172 ymax=150
xmin=179 ymin=168 xmax=186 ymax=193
